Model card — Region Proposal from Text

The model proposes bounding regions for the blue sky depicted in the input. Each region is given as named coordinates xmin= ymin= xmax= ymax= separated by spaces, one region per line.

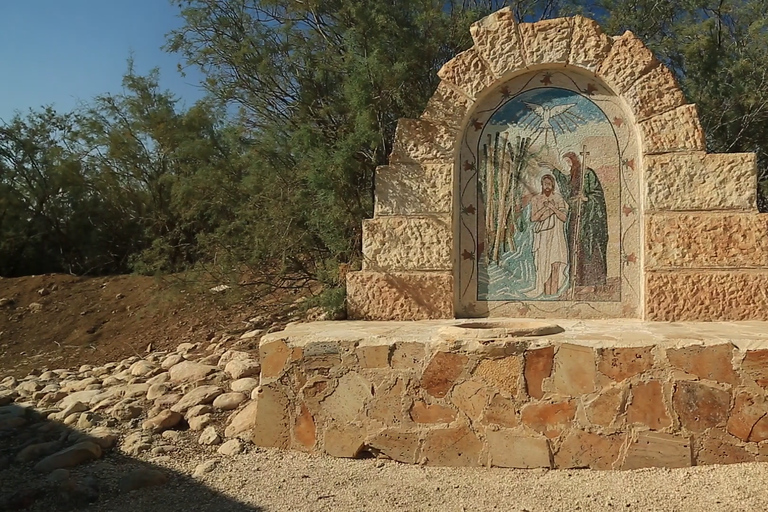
xmin=0 ymin=0 xmax=206 ymax=122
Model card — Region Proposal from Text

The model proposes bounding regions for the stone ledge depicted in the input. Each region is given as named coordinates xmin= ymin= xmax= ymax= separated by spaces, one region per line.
xmin=436 ymin=47 xmax=497 ymax=101
xmin=346 ymin=271 xmax=453 ymax=320
xmin=362 ymin=215 xmax=452 ymax=271
xmin=624 ymin=65 xmax=686 ymax=122
xmin=597 ymin=31 xmax=659 ymax=95
xmin=568 ymin=16 xmax=613 ymax=71
xmin=388 ymin=118 xmax=453 ymax=165
xmin=639 ymin=104 xmax=706 ymax=154
xmin=374 ymin=163 xmax=452 ymax=216
xmin=645 ymin=152 xmax=757 ymax=212
xmin=420 ymin=82 xmax=473 ymax=132
xmin=646 ymin=270 xmax=768 ymax=321
xmin=469 ymin=7 xmax=526 ymax=80
xmin=519 ymin=17 xmax=572 ymax=67
xmin=646 ymin=213 xmax=768 ymax=269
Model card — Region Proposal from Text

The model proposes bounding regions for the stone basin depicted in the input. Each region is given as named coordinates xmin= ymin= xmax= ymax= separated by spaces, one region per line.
xmin=438 ymin=320 xmax=564 ymax=340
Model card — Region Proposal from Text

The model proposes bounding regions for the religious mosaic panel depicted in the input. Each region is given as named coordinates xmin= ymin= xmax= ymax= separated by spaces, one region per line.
xmin=457 ymin=69 xmax=640 ymax=318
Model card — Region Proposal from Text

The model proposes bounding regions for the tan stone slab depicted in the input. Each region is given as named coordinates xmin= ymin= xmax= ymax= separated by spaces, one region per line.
xmin=437 ymin=47 xmax=497 ymax=100
xmin=524 ymin=346 xmax=554 ymax=399
xmin=624 ymin=65 xmax=686 ymax=122
xmin=519 ymin=18 xmax=572 ymax=67
xmin=645 ymin=152 xmax=757 ymax=212
xmin=598 ymin=347 xmax=653 ymax=382
xmin=486 ymin=430 xmax=551 ymax=468
xmin=367 ymin=429 xmax=420 ymax=464
xmin=568 ymin=16 xmax=612 ymax=71
xmin=363 ymin=215 xmax=451 ymax=272
xmin=322 ymin=371 xmax=372 ymax=423
xmin=555 ymin=430 xmax=625 ymax=470
xmin=727 ymin=391 xmax=768 ymax=442
xmin=375 ymin=163 xmax=452 ymax=216
xmin=250 ymin=385 xmax=290 ymax=449
xmin=421 ymin=81 xmax=473 ymax=131
xmin=323 ymin=423 xmax=366 ymax=458
xmin=482 ymin=394 xmax=519 ymax=428
xmin=742 ymin=350 xmax=768 ymax=388
xmin=421 ymin=352 xmax=467 ymax=398
xmin=553 ymin=344 xmax=596 ymax=396
xmin=597 ymin=31 xmax=658 ymax=94
xmin=646 ymin=213 xmax=768 ymax=269
xmin=388 ymin=118 xmax=453 ymax=165
xmin=673 ymin=381 xmax=730 ymax=433
xmin=585 ymin=386 xmax=625 ymax=428
xmin=422 ymin=426 xmax=483 ymax=466
xmin=626 ymin=381 xmax=671 ymax=430
xmin=469 ymin=8 xmax=526 ymax=79
xmin=666 ymin=344 xmax=738 ymax=385
xmin=622 ymin=432 xmax=692 ymax=469
xmin=520 ymin=400 xmax=575 ymax=438
xmin=639 ymin=104 xmax=706 ymax=154
xmin=473 ymin=356 xmax=521 ymax=397
xmin=646 ymin=271 xmax=768 ymax=321
xmin=346 ymin=271 xmax=453 ymax=321
xmin=697 ymin=429 xmax=755 ymax=465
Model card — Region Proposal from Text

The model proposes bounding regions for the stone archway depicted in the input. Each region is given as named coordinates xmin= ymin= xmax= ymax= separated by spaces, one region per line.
xmin=347 ymin=8 xmax=760 ymax=321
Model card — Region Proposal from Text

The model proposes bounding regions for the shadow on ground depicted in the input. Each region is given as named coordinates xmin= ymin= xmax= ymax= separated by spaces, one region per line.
xmin=0 ymin=403 xmax=264 ymax=512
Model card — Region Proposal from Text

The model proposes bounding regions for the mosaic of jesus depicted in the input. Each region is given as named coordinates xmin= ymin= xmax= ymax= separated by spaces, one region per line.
xmin=476 ymin=87 xmax=621 ymax=303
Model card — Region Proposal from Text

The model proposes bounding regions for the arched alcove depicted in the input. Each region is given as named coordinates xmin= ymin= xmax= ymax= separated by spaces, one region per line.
xmin=347 ymin=8 xmax=760 ymax=321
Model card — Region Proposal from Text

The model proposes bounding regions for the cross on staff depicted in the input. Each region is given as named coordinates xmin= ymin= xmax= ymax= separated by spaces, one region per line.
xmin=568 ymin=144 xmax=590 ymax=301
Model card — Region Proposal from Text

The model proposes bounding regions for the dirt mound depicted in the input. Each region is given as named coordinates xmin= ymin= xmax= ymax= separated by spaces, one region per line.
xmin=0 ymin=274 xmax=298 ymax=378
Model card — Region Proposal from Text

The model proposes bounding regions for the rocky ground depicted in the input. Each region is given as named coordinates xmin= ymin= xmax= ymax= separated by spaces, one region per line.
xmin=2 ymin=275 xmax=768 ymax=511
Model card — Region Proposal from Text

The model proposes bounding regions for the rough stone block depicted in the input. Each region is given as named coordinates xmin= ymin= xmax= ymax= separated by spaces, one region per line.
xmin=473 ymin=356 xmax=521 ymax=397
xmin=645 ymin=152 xmax=757 ymax=212
xmin=323 ymin=424 xmax=366 ymax=458
xmin=355 ymin=344 xmax=391 ymax=369
xmin=322 ymin=372 xmax=372 ymax=423
xmin=639 ymin=104 xmax=706 ymax=154
xmin=486 ymin=431 xmax=551 ymax=468
xmin=585 ymin=386 xmax=625 ymax=427
xmin=421 ymin=82 xmax=473 ymax=131
xmin=568 ymin=16 xmax=613 ymax=71
xmin=390 ymin=342 xmax=426 ymax=370
xmin=520 ymin=401 xmax=576 ymax=438
xmin=552 ymin=344 xmax=596 ymax=396
xmin=555 ymin=430 xmax=625 ymax=470
xmin=367 ymin=377 xmax=405 ymax=426
xmin=524 ymin=346 xmax=554 ymax=399
xmin=362 ymin=215 xmax=452 ymax=272
xmin=597 ymin=347 xmax=653 ymax=382
xmin=482 ymin=394 xmax=519 ymax=428
xmin=742 ymin=350 xmax=768 ymax=388
xmin=665 ymin=344 xmax=738 ymax=385
xmin=646 ymin=271 xmax=768 ymax=321
xmin=697 ymin=429 xmax=754 ymax=465
xmin=374 ymin=163 xmax=452 ymax=216
xmin=410 ymin=401 xmax=457 ymax=424
xmin=346 ymin=271 xmax=453 ymax=321
xmin=622 ymin=432 xmax=692 ymax=470
xmin=597 ymin=31 xmax=658 ymax=94
xmin=389 ymin=118 xmax=453 ymax=164
xmin=437 ymin=47 xmax=497 ymax=100
xmin=469 ymin=8 xmax=526 ymax=80
xmin=673 ymin=381 xmax=730 ymax=433
xmin=421 ymin=426 xmax=482 ymax=467
xmin=250 ymin=385 xmax=290 ymax=449
xmin=624 ymin=65 xmax=686 ymax=121
xmin=367 ymin=429 xmax=420 ymax=464
xmin=626 ymin=381 xmax=671 ymax=430
xmin=519 ymin=18 xmax=572 ymax=66
xmin=646 ymin=213 xmax=768 ymax=269
xmin=727 ymin=391 xmax=768 ymax=442
xmin=451 ymin=380 xmax=490 ymax=421
xmin=259 ymin=340 xmax=290 ymax=380
xmin=293 ymin=403 xmax=316 ymax=450
xmin=421 ymin=352 xmax=467 ymax=398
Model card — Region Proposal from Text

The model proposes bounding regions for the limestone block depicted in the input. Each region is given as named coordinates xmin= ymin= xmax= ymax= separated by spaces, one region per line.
xmin=374 ymin=163 xmax=452 ymax=216
xmin=727 ymin=391 xmax=768 ymax=442
xmin=697 ymin=429 xmax=754 ymax=465
xmin=367 ymin=377 xmax=405 ymax=426
xmin=421 ymin=352 xmax=467 ymax=398
xmin=362 ymin=215 xmax=452 ymax=272
xmin=451 ymin=380 xmax=490 ymax=421
xmin=555 ymin=430 xmax=625 ymax=470
xmin=597 ymin=31 xmax=658 ymax=94
xmin=524 ymin=346 xmax=554 ymax=399
xmin=552 ymin=344 xmax=596 ymax=396
xmin=486 ymin=430 xmax=551 ymax=468
xmin=390 ymin=342 xmax=426 ymax=370
xmin=323 ymin=424 xmax=366 ymax=458
xmin=673 ymin=381 xmax=730 ymax=433
xmin=585 ymin=386 xmax=625 ymax=428
xmin=645 ymin=152 xmax=757 ymax=212
xmin=568 ymin=16 xmax=612 ymax=71
xmin=421 ymin=426 xmax=482 ymax=466
xmin=742 ymin=350 xmax=768 ymax=388
xmin=646 ymin=213 xmax=768 ymax=269
xmin=436 ymin=48 xmax=497 ymax=100
xmin=626 ymin=381 xmax=671 ymax=430
xmin=421 ymin=81 xmax=473 ymax=131
xmin=645 ymin=271 xmax=768 ymax=321
xmin=259 ymin=340 xmax=291 ymax=380
xmin=346 ymin=271 xmax=453 ymax=321
xmin=520 ymin=401 xmax=576 ymax=438
xmin=482 ymin=394 xmax=519 ymax=428
xmin=519 ymin=18 xmax=572 ymax=66
xmin=666 ymin=344 xmax=738 ymax=385
xmin=469 ymin=8 xmax=526 ymax=79
xmin=293 ymin=403 xmax=316 ymax=450
xmin=597 ymin=347 xmax=653 ymax=382
xmin=367 ymin=429 xmax=420 ymax=464
xmin=639 ymin=104 xmax=706 ymax=154
xmin=622 ymin=432 xmax=693 ymax=470
xmin=410 ymin=401 xmax=457 ymax=424
xmin=624 ymin=65 xmax=686 ymax=121
xmin=355 ymin=344 xmax=391 ymax=369
xmin=473 ymin=355 xmax=521 ymax=397
xmin=250 ymin=385 xmax=290 ymax=448
xmin=322 ymin=371 xmax=372 ymax=423
xmin=389 ymin=118 xmax=453 ymax=165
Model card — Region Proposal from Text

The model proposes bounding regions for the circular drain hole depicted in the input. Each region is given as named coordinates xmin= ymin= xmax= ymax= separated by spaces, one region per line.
xmin=440 ymin=320 xmax=564 ymax=339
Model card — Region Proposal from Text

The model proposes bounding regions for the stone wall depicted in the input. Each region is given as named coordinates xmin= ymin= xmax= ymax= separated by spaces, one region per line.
xmin=252 ymin=323 xmax=768 ymax=469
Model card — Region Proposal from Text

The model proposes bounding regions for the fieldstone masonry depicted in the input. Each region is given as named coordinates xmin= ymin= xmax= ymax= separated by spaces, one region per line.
xmin=346 ymin=8 xmax=763 ymax=322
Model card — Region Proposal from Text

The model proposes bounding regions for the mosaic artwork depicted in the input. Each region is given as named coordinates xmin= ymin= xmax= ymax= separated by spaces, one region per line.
xmin=457 ymin=70 xmax=640 ymax=318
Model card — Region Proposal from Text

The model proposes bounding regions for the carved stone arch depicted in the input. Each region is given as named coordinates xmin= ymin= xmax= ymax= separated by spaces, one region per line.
xmin=347 ymin=8 xmax=760 ymax=321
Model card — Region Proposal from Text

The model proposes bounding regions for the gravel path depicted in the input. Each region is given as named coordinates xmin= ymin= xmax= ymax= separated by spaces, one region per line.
xmin=90 ymin=447 xmax=768 ymax=512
